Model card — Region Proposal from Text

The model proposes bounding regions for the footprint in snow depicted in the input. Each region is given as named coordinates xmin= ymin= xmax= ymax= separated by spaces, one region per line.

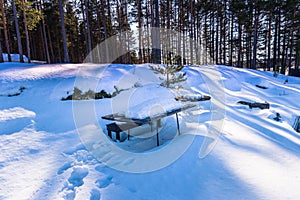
xmin=68 ymin=167 xmax=89 ymax=188
xmin=95 ymin=175 xmax=113 ymax=189
xmin=57 ymin=162 xmax=72 ymax=175
xmin=90 ymin=189 xmax=101 ymax=200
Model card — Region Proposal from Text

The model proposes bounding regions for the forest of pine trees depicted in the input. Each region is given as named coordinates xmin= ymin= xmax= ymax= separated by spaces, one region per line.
xmin=0 ymin=0 xmax=299 ymax=75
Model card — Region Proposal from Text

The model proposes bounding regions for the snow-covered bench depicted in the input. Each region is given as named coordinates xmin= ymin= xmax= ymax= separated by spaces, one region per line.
xmin=102 ymin=104 xmax=195 ymax=146
xmin=238 ymin=101 xmax=270 ymax=109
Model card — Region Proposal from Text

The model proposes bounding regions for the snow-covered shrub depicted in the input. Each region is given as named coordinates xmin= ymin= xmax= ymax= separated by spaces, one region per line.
xmin=61 ymin=87 xmax=113 ymax=101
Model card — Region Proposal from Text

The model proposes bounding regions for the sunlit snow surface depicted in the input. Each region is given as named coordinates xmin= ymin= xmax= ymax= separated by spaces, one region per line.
xmin=0 ymin=62 xmax=300 ymax=200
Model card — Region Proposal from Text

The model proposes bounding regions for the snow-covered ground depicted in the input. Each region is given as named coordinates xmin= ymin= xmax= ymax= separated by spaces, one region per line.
xmin=0 ymin=62 xmax=300 ymax=200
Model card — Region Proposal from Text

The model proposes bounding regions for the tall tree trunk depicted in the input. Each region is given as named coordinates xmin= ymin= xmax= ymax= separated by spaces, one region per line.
xmin=0 ymin=40 xmax=3 ymax=62
xmin=145 ymin=0 xmax=150 ymax=63
xmin=47 ymin=28 xmax=54 ymax=63
xmin=267 ymin=10 xmax=272 ymax=71
xmin=0 ymin=0 xmax=11 ymax=62
xmin=176 ymin=0 xmax=182 ymax=64
xmin=221 ymin=4 xmax=226 ymax=65
xmin=280 ymin=28 xmax=287 ymax=74
xmin=11 ymin=0 xmax=24 ymax=63
xmin=41 ymin=19 xmax=50 ymax=63
xmin=288 ymin=31 xmax=294 ymax=75
xmin=230 ymin=11 xmax=233 ymax=66
xmin=39 ymin=0 xmax=50 ymax=63
xmin=211 ymin=9 xmax=215 ymax=63
xmin=273 ymin=9 xmax=278 ymax=71
xmin=189 ymin=0 xmax=194 ymax=64
xmin=116 ymin=1 xmax=124 ymax=63
xmin=264 ymin=31 xmax=268 ymax=70
xmin=216 ymin=9 xmax=219 ymax=64
xmin=237 ymin=22 xmax=242 ymax=67
xmin=277 ymin=9 xmax=281 ymax=70
xmin=246 ymin=32 xmax=250 ymax=68
xmin=138 ymin=0 xmax=142 ymax=63
xmin=167 ymin=0 xmax=171 ymax=63
xmin=151 ymin=0 xmax=161 ymax=64
xmin=59 ymin=0 xmax=70 ymax=62
xmin=21 ymin=0 xmax=31 ymax=63
xmin=252 ymin=5 xmax=258 ymax=70
xmin=182 ymin=2 xmax=186 ymax=65
xmin=124 ymin=0 xmax=130 ymax=64
xmin=84 ymin=0 xmax=93 ymax=62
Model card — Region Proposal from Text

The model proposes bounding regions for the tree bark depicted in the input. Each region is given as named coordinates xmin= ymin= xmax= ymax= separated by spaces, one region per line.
xmin=237 ymin=22 xmax=242 ymax=67
xmin=0 ymin=0 xmax=11 ymax=62
xmin=267 ymin=10 xmax=272 ymax=71
xmin=39 ymin=0 xmax=50 ymax=63
xmin=21 ymin=0 xmax=31 ymax=63
xmin=273 ymin=8 xmax=278 ymax=71
xmin=12 ymin=0 xmax=24 ymax=63
xmin=138 ymin=0 xmax=142 ymax=63
xmin=0 ymin=40 xmax=3 ymax=62
xmin=59 ymin=0 xmax=70 ymax=62
xmin=229 ymin=11 xmax=233 ymax=66
xmin=252 ymin=4 xmax=258 ymax=70
xmin=151 ymin=0 xmax=161 ymax=64
xmin=86 ymin=0 xmax=92 ymax=62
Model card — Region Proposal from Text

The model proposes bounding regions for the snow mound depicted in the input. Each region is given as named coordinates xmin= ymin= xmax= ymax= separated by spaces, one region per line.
xmin=0 ymin=107 xmax=36 ymax=134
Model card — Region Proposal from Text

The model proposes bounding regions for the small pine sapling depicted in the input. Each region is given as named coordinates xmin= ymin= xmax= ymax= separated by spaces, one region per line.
xmin=149 ymin=63 xmax=186 ymax=88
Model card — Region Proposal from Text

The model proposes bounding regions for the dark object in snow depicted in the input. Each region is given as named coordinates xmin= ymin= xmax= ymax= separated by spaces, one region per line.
xmin=255 ymin=85 xmax=268 ymax=89
xmin=7 ymin=86 xmax=26 ymax=97
xmin=273 ymin=113 xmax=281 ymax=121
xmin=61 ymin=87 xmax=112 ymax=101
xmin=238 ymin=101 xmax=270 ymax=109
xmin=175 ymin=95 xmax=211 ymax=102
xmin=284 ymin=79 xmax=288 ymax=84
xmin=293 ymin=116 xmax=300 ymax=133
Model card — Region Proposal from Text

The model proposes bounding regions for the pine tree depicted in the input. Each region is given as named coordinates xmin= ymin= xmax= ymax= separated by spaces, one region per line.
xmin=150 ymin=63 xmax=186 ymax=88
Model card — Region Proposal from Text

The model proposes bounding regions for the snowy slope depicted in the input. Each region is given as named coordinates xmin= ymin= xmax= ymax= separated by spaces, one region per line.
xmin=0 ymin=62 xmax=300 ymax=200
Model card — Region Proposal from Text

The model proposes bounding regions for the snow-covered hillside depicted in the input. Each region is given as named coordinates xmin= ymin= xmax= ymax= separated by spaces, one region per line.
xmin=0 ymin=62 xmax=300 ymax=200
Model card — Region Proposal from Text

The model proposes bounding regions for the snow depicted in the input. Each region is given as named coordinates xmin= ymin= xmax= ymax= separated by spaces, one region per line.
xmin=0 ymin=62 xmax=300 ymax=199
xmin=117 ymin=84 xmax=182 ymax=119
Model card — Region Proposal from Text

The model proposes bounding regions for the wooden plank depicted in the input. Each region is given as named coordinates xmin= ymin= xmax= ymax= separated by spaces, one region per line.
xmin=176 ymin=113 xmax=180 ymax=135
xmin=293 ymin=116 xmax=300 ymax=133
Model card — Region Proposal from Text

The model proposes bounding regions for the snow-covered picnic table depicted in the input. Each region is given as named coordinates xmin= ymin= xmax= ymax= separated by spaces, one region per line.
xmin=101 ymin=104 xmax=196 ymax=146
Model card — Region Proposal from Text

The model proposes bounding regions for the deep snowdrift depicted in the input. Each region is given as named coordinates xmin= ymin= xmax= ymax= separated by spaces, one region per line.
xmin=0 ymin=62 xmax=300 ymax=200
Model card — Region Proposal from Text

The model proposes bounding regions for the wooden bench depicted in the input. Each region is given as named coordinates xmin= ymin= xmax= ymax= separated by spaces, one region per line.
xmin=106 ymin=122 xmax=143 ymax=141
xmin=106 ymin=120 xmax=162 ymax=141
xmin=293 ymin=116 xmax=300 ymax=133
